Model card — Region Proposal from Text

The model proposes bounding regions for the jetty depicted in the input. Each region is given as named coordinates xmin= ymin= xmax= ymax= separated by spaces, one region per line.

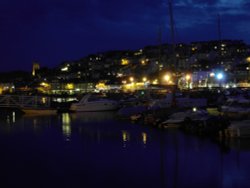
xmin=0 ymin=95 xmax=56 ymax=115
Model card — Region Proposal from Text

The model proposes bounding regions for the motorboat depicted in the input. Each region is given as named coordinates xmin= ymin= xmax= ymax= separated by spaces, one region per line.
xmin=70 ymin=94 xmax=119 ymax=112
xmin=149 ymin=92 xmax=207 ymax=110
xmin=160 ymin=108 xmax=209 ymax=128
xmin=220 ymin=98 xmax=250 ymax=119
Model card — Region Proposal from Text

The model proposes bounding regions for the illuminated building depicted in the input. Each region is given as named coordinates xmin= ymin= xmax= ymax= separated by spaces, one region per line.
xmin=32 ymin=62 xmax=40 ymax=76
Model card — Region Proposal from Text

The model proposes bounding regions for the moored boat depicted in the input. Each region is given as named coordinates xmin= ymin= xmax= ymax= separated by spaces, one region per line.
xmin=220 ymin=98 xmax=250 ymax=119
xmin=160 ymin=108 xmax=209 ymax=128
xmin=70 ymin=94 xmax=119 ymax=112
xmin=22 ymin=108 xmax=57 ymax=115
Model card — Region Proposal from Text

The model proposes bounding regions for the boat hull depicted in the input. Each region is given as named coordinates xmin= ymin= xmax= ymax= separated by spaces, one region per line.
xmin=22 ymin=109 xmax=57 ymax=115
xmin=70 ymin=102 xmax=118 ymax=112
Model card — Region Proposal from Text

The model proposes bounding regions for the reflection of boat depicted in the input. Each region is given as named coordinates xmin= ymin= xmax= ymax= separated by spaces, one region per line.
xmin=70 ymin=94 xmax=119 ymax=112
xmin=225 ymin=120 xmax=250 ymax=138
xmin=225 ymin=138 xmax=250 ymax=151
xmin=71 ymin=111 xmax=116 ymax=122
xmin=117 ymin=105 xmax=148 ymax=119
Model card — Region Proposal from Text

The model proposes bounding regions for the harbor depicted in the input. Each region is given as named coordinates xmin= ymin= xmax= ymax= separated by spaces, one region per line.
xmin=1 ymin=0 xmax=250 ymax=186
xmin=1 ymin=86 xmax=249 ymax=138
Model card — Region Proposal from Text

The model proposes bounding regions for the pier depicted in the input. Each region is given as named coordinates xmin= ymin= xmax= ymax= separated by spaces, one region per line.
xmin=0 ymin=95 xmax=52 ymax=110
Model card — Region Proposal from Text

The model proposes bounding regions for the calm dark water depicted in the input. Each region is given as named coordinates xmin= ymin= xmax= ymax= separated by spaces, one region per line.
xmin=1 ymin=111 xmax=250 ymax=188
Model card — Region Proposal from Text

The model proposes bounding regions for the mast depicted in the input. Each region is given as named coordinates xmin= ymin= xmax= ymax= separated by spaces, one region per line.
xmin=217 ymin=14 xmax=222 ymax=68
xmin=168 ymin=0 xmax=178 ymax=106
xmin=168 ymin=0 xmax=175 ymax=57
xmin=218 ymin=14 xmax=222 ymax=41
xmin=158 ymin=25 xmax=163 ymax=65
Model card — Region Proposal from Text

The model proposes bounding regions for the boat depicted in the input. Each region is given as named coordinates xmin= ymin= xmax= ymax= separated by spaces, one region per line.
xmin=70 ymin=94 xmax=119 ymax=112
xmin=160 ymin=108 xmax=209 ymax=128
xmin=117 ymin=105 xmax=147 ymax=119
xmin=220 ymin=98 xmax=250 ymax=119
xmin=149 ymin=92 xmax=207 ymax=110
xmin=20 ymin=96 xmax=57 ymax=115
xmin=22 ymin=108 xmax=57 ymax=115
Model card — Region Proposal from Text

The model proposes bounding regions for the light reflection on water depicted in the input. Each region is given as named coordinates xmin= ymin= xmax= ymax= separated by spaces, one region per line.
xmin=62 ymin=113 xmax=71 ymax=141
xmin=0 ymin=111 xmax=250 ymax=187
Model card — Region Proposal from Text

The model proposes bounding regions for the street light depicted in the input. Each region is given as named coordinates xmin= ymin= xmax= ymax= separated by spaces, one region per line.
xmin=216 ymin=73 xmax=224 ymax=80
xmin=210 ymin=72 xmax=215 ymax=77
xmin=163 ymin=74 xmax=171 ymax=82
xmin=246 ymin=57 xmax=250 ymax=63
xmin=185 ymin=74 xmax=191 ymax=81
xmin=185 ymin=74 xmax=191 ymax=89
xmin=216 ymin=72 xmax=224 ymax=87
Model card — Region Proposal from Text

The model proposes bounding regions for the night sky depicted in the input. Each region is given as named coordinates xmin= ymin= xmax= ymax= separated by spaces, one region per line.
xmin=1 ymin=0 xmax=250 ymax=71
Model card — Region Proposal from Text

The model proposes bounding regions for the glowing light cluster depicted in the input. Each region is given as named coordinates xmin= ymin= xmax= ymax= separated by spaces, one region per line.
xmin=121 ymin=59 xmax=129 ymax=65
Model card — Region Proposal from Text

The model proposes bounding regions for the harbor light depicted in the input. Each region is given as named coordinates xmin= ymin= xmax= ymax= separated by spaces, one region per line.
xmin=246 ymin=57 xmax=250 ymax=63
xmin=142 ymin=77 xmax=147 ymax=82
xmin=185 ymin=74 xmax=191 ymax=89
xmin=163 ymin=74 xmax=171 ymax=82
xmin=40 ymin=82 xmax=50 ymax=87
xmin=65 ymin=83 xmax=74 ymax=90
xmin=129 ymin=77 xmax=134 ymax=82
xmin=216 ymin=72 xmax=224 ymax=80
xmin=185 ymin=74 xmax=191 ymax=81
xmin=96 ymin=83 xmax=108 ymax=90
xmin=61 ymin=66 xmax=68 ymax=72
xmin=121 ymin=59 xmax=129 ymax=65
xmin=210 ymin=72 xmax=215 ymax=77
xmin=152 ymin=79 xmax=158 ymax=85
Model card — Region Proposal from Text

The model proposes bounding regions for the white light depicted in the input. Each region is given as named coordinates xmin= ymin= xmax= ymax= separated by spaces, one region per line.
xmin=61 ymin=67 xmax=68 ymax=72
xmin=216 ymin=73 xmax=223 ymax=80
xmin=210 ymin=72 xmax=215 ymax=77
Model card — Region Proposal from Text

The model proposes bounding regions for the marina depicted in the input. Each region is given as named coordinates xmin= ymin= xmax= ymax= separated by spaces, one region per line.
xmin=1 ymin=0 xmax=250 ymax=187
xmin=0 ymin=87 xmax=250 ymax=136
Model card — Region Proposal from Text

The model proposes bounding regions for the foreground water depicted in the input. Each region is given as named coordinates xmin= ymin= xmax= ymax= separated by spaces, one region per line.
xmin=1 ymin=112 xmax=250 ymax=188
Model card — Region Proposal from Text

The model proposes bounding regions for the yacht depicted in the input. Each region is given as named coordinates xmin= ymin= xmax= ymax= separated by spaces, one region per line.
xmin=70 ymin=94 xmax=119 ymax=112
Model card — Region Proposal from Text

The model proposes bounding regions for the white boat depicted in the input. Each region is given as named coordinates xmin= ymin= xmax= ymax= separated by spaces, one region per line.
xmin=70 ymin=94 xmax=119 ymax=112
xmin=149 ymin=92 xmax=207 ymax=110
xmin=160 ymin=108 xmax=209 ymax=128
xmin=221 ymin=98 xmax=250 ymax=119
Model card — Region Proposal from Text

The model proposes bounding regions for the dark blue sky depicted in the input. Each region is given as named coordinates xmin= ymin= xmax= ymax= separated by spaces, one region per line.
xmin=1 ymin=0 xmax=250 ymax=71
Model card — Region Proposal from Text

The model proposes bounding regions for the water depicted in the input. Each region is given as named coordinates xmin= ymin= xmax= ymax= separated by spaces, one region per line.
xmin=1 ymin=112 xmax=250 ymax=188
